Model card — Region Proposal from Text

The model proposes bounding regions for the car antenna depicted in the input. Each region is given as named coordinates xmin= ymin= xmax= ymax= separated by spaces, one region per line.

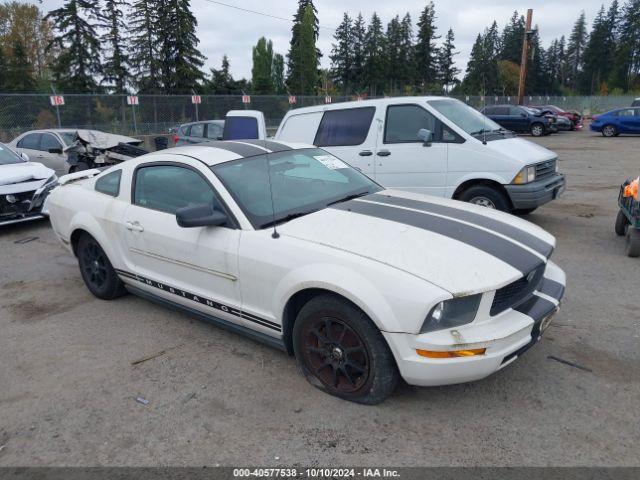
xmin=266 ymin=155 xmax=280 ymax=239
xmin=482 ymin=74 xmax=488 ymax=145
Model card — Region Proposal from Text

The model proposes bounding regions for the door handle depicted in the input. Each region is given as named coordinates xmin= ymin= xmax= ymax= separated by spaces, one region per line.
xmin=377 ymin=150 xmax=391 ymax=157
xmin=359 ymin=150 xmax=373 ymax=156
xmin=126 ymin=221 xmax=144 ymax=232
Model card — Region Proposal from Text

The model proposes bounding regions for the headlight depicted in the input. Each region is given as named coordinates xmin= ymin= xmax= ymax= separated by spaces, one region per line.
xmin=512 ymin=166 xmax=536 ymax=184
xmin=420 ymin=294 xmax=482 ymax=333
xmin=45 ymin=174 xmax=58 ymax=185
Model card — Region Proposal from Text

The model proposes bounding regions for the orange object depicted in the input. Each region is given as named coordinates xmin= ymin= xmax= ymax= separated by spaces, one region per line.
xmin=416 ymin=348 xmax=486 ymax=359
xmin=624 ymin=177 xmax=639 ymax=200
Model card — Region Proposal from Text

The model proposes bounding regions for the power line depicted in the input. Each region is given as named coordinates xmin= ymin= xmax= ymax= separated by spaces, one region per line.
xmin=200 ymin=0 xmax=335 ymax=31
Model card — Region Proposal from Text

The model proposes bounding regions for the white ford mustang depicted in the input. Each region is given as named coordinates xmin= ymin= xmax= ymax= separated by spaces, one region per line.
xmin=48 ymin=140 xmax=566 ymax=404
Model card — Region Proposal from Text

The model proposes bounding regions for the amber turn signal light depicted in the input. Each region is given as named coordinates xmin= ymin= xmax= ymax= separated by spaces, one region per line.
xmin=416 ymin=348 xmax=486 ymax=359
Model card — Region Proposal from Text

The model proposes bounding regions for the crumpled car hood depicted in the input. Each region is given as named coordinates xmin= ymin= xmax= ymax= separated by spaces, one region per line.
xmin=0 ymin=162 xmax=53 ymax=192
xmin=70 ymin=130 xmax=142 ymax=150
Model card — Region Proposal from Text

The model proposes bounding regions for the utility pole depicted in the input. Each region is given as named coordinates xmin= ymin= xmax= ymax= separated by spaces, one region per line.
xmin=517 ymin=9 xmax=533 ymax=105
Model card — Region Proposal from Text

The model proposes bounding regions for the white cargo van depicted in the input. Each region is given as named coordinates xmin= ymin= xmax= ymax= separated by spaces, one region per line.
xmin=273 ymin=97 xmax=565 ymax=214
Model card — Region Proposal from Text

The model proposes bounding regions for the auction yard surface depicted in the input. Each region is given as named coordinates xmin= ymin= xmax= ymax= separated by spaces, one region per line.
xmin=1 ymin=130 xmax=639 ymax=467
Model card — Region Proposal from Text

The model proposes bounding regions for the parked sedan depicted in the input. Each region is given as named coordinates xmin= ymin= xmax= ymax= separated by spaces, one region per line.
xmin=48 ymin=140 xmax=565 ymax=404
xmin=0 ymin=143 xmax=57 ymax=226
xmin=590 ymin=107 xmax=640 ymax=137
xmin=174 ymin=120 xmax=225 ymax=146
xmin=530 ymin=105 xmax=582 ymax=129
xmin=480 ymin=105 xmax=554 ymax=136
xmin=632 ymin=98 xmax=639 ymax=107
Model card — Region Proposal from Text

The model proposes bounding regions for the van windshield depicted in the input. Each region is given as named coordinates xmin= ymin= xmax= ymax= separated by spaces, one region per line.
xmin=428 ymin=99 xmax=503 ymax=136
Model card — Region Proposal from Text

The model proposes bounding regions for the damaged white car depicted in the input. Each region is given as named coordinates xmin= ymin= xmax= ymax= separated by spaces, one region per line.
xmin=0 ymin=143 xmax=57 ymax=226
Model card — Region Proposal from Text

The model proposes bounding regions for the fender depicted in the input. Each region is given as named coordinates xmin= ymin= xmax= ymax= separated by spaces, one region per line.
xmin=446 ymin=172 xmax=513 ymax=199
xmin=68 ymin=211 xmax=118 ymax=262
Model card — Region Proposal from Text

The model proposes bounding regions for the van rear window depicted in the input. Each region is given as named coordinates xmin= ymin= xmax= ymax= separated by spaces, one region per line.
xmin=314 ymin=107 xmax=375 ymax=147
xmin=223 ymin=117 xmax=259 ymax=140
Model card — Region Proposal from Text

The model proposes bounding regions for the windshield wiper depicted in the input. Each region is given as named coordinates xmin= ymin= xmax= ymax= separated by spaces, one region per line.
xmin=260 ymin=209 xmax=319 ymax=229
xmin=326 ymin=189 xmax=371 ymax=206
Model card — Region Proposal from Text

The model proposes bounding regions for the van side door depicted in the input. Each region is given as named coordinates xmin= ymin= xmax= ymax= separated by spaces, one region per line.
xmin=373 ymin=104 xmax=449 ymax=197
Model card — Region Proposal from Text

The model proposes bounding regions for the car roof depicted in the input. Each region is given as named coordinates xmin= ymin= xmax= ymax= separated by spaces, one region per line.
xmin=147 ymin=140 xmax=314 ymax=166
xmin=285 ymin=95 xmax=460 ymax=114
xmin=180 ymin=120 xmax=224 ymax=127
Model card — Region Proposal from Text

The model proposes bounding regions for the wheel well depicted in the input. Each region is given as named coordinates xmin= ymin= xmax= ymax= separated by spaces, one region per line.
xmin=281 ymin=288 xmax=364 ymax=356
xmin=452 ymin=179 xmax=513 ymax=208
xmin=70 ymin=229 xmax=88 ymax=257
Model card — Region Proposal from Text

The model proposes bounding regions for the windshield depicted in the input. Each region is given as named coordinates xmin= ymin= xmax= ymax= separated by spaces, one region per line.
xmin=428 ymin=99 xmax=502 ymax=135
xmin=212 ymin=148 xmax=382 ymax=229
xmin=0 ymin=144 xmax=26 ymax=165
xmin=59 ymin=132 xmax=77 ymax=145
xmin=522 ymin=106 xmax=539 ymax=114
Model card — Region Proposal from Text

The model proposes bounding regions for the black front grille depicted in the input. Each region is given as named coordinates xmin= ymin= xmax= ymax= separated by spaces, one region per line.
xmin=535 ymin=160 xmax=556 ymax=180
xmin=491 ymin=265 xmax=545 ymax=316
xmin=0 ymin=190 xmax=35 ymax=217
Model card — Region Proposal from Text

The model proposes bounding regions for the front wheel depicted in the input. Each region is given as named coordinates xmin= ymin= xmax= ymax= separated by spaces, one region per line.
xmin=602 ymin=125 xmax=617 ymax=137
xmin=459 ymin=185 xmax=511 ymax=212
xmin=626 ymin=228 xmax=640 ymax=257
xmin=293 ymin=295 xmax=399 ymax=405
xmin=615 ymin=210 xmax=629 ymax=236
xmin=77 ymin=233 xmax=127 ymax=299
xmin=530 ymin=123 xmax=545 ymax=137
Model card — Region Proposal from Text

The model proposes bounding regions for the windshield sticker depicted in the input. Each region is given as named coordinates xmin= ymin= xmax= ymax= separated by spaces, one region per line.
xmin=314 ymin=155 xmax=348 ymax=170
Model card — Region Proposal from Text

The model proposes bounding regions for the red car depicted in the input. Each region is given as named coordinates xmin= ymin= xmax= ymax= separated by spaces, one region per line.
xmin=530 ymin=105 xmax=582 ymax=130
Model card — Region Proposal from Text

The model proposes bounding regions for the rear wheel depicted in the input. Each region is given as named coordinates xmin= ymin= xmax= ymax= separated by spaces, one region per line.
xmin=77 ymin=233 xmax=127 ymax=299
xmin=625 ymin=228 xmax=640 ymax=257
xmin=602 ymin=125 xmax=617 ymax=137
xmin=530 ymin=123 xmax=545 ymax=137
xmin=293 ymin=295 xmax=398 ymax=405
xmin=615 ymin=210 xmax=629 ymax=236
xmin=459 ymin=185 xmax=511 ymax=212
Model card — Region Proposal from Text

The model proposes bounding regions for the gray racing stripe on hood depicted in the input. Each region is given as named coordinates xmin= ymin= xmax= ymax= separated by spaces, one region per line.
xmin=368 ymin=193 xmax=554 ymax=258
xmin=333 ymin=200 xmax=544 ymax=274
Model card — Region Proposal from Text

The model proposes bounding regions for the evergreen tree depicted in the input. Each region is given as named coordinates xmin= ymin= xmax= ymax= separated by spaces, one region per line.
xmin=463 ymin=34 xmax=485 ymax=94
xmin=351 ymin=13 xmax=366 ymax=93
xmin=385 ymin=16 xmax=403 ymax=94
xmin=581 ymin=6 xmax=611 ymax=94
xmin=437 ymin=28 xmax=459 ymax=92
xmin=483 ymin=21 xmax=500 ymax=93
xmin=398 ymin=13 xmax=415 ymax=92
xmin=363 ymin=12 xmax=386 ymax=96
xmin=525 ymin=28 xmax=544 ymax=95
xmin=0 ymin=47 xmax=7 ymax=91
xmin=45 ymin=0 xmax=102 ymax=92
xmin=287 ymin=0 xmax=321 ymax=78
xmin=206 ymin=55 xmax=238 ymax=94
xmin=611 ymin=0 xmax=640 ymax=91
xmin=287 ymin=4 xmax=318 ymax=94
xmin=251 ymin=37 xmax=274 ymax=94
xmin=415 ymin=1 xmax=439 ymax=91
xmin=557 ymin=35 xmax=569 ymax=88
xmin=330 ymin=13 xmax=353 ymax=94
xmin=565 ymin=11 xmax=588 ymax=91
xmin=6 ymin=39 xmax=36 ymax=92
xmin=500 ymin=11 xmax=524 ymax=63
xmin=99 ymin=0 xmax=128 ymax=93
xmin=272 ymin=53 xmax=285 ymax=94
xmin=129 ymin=0 xmax=161 ymax=93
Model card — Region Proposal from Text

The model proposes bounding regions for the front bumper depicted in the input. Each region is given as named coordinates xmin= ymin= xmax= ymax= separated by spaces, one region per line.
xmin=504 ymin=173 xmax=566 ymax=210
xmin=0 ymin=181 xmax=57 ymax=227
xmin=384 ymin=261 xmax=566 ymax=387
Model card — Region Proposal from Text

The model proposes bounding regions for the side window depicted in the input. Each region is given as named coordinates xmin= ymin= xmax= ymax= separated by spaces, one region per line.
xmin=95 ymin=170 xmax=122 ymax=197
xmin=180 ymin=125 xmax=191 ymax=136
xmin=134 ymin=165 xmax=226 ymax=220
xmin=483 ymin=107 xmax=495 ymax=115
xmin=17 ymin=133 xmax=42 ymax=150
xmin=493 ymin=107 xmax=509 ymax=115
xmin=41 ymin=134 xmax=62 ymax=152
xmin=206 ymin=123 xmax=223 ymax=139
xmin=508 ymin=106 xmax=522 ymax=115
xmin=223 ymin=117 xmax=259 ymax=140
xmin=190 ymin=123 xmax=205 ymax=137
xmin=384 ymin=105 xmax=438 ymax=143
xmin=314 ymin=107 xmax=375 ymax=147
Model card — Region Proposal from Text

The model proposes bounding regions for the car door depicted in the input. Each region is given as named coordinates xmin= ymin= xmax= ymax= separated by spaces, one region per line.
xmin=632 ymin=108 xmax=640 ymax=133
xmin=617 ymin=109 xmax=640 ymax=133
xmin=374 ymin=103 xmax=447 ymax=197
xmin=14 ymin=133 xmax=42 ymax=163
xmin=508 ymin=106 xmax=528 ymax=132
xmin=39 ymin=133 xmax=68 ymax=176
xmin=121 ymin=156 xmax=243 ymax=325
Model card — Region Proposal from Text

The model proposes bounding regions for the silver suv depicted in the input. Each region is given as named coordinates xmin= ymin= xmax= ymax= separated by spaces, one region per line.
xmin=174 ymin=120 xmax=225 ymax=146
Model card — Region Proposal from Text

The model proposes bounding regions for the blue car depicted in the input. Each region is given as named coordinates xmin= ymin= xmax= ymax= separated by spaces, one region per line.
xmin=590 ymin=107 xmax=640 ymax=137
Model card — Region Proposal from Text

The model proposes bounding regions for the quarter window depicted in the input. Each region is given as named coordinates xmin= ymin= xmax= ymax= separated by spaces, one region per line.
xmin=190 ymin=123 xmax=205 ymax=137
xmin=314 ymin=107 xmax=375 ymax=147
xmin=17 ymin=133 xmax=42 ymax=150
xmin=133 ymin=165 xmax=226 ymax=220
xmin=95 ymin=170 xmax=122 ymax=196
xmin=206 ymin=123 xmax=223 ymax=139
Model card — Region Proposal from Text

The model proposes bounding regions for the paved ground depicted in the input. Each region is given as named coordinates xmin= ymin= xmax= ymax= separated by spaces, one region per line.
xmin=1 ymin=129 xmax=639 ymax=467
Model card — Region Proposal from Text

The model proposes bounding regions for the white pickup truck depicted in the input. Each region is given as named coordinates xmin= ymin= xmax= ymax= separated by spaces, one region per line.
xmin=235 ymin=97 xmax=566 ymax=215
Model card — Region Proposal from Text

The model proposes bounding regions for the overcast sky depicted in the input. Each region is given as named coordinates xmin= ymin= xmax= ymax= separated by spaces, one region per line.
xmin=39 ymin=0 xmax=615 ymax=80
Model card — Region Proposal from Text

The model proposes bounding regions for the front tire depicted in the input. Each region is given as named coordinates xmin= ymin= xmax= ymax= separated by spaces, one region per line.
xmin=625 ymin=228 xmax=640 ymax=257
xmin=77 ymin=233 xmax=127 ymax=300
xmin=514 ymin=207 xmax=537 ymax=216
xmin=602 ymin=125 xmax=617 ymax=137
xmin=530 ymin=123 xmax=545 ymax=137
xmin=459 ymin=185 xmax=511 ymax=212
xmin=615 ymin=210 xmax=629 ymax=236
xmin=293 ymin=295 xmax=399 ymax=405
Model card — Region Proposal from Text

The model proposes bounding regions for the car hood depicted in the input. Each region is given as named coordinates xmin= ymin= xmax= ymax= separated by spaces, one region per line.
xmin=69 ymin=130 xmax=142 ymax=149
xmin=484 ymin=137 xmax=556 ymax=163
xmin=279 ymin=190 xmax=556 ymax=295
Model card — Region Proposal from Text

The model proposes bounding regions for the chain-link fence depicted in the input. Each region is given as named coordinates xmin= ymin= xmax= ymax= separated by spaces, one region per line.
xmin=0 ymin=93 xmax=638 ymax=142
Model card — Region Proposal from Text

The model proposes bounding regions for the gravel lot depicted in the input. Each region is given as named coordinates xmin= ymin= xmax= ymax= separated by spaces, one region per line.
xmin=1 ymin=129 xmax=639 ymax=467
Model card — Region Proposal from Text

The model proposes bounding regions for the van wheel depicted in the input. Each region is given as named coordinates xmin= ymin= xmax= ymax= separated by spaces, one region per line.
xmin=77 ymin=234 xmax=127 ymax=300
xmin=530 ymin=123 xmax=545 ymax=137
xmin=625 ymin=228 xmax=640 ymax=257
xmin=615 ymin=210 xmax=629 ymax=236
xmin=293 ymin=295 xmax=398 ymax=405
xmin=602 ymin=125 xmax=617 ymax=137
xmin=459 ymin=186 xmax=511 ymax=212
xmin=514 ymin=208 xmax=537 ymax=216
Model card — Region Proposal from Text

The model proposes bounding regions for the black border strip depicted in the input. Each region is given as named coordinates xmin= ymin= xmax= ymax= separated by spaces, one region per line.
xmin=198 ymin=141 xmax=267 ymax=157
xmin=333 ymin=200 xmax=543 ymax=274
xmin=514 ymin=293 xmax=557 ymax=320
xmin=236 ymin=139 xmax=293 ymax=152
xmin=368 ymin=193 xmax=554 ymax=258
xmin=114 ymin=269 xmax=281 ymax=331
xmin=538 ymin=278 xmax=565 ymax=300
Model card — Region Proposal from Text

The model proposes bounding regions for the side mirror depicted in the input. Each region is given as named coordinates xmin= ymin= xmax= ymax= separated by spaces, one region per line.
xmin=49 ymin=148 xmax=63 ymax=154
xmin=176 ymin=204 xmax=228 ymax=228
xmin=20 ymin=152 xmax=29 ymax=161
xmin=417 ymin=128 xmax=433 ymax=147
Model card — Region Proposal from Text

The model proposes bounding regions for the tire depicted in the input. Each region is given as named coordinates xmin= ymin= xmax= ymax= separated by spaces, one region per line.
xmin=459 ymin=185 xmax=511 ymax=212
xmin=514 ymin=208 xmax=537 ymax=216
xmin=77 ymin=233 xmax=127 ymax=300
xmin=625 ymin=228 xmax=640 ymax=258
xmin=602 ymin=125 xmax=617 ymax=137
xmin=292 ymin=294 xmax=399 ymax=405
xmin=615 ymin=210 xmax=629 ymax=236
xmin=530 ymin=123 xmax=545 ymax=137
